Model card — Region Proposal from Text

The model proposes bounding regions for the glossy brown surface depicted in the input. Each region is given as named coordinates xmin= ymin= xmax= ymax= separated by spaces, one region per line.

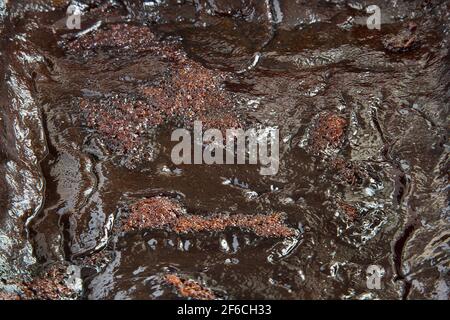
xmin=0 ymin=0 xmax=448 ymax=300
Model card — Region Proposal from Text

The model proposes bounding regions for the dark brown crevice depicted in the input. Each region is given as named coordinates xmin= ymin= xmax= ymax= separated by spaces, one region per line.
xmin=377 ymin=117 xmax=416 ymax=300
xmin=402 ymin=281 xmax=412 ymax=300
xmin=393 ymin=223 xmax=416 ymax=299
xmin=370 ymin=106 xmax=386 ymax=144
xmin=388 ymin=154 xmax=414 ymax=300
